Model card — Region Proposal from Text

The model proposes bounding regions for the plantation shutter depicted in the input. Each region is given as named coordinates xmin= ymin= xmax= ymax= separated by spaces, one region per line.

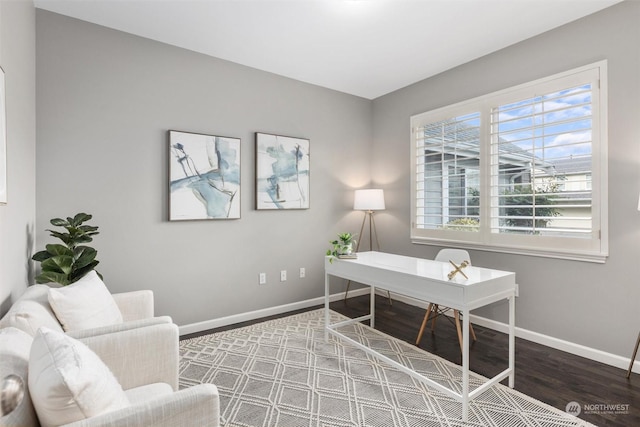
xmin=414 ymin=112 xmax=481 ymax=232
xmin=410 ymin=62 xmax=606 ymax=262
xmin=489 ymin=83 xmax=594 ymax=238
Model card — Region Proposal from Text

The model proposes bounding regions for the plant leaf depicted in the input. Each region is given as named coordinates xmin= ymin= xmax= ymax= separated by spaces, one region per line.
xmin=72 ymin=213 xmax=92 ymax=226
xmin=74 ymin=235 xmax=93 ymax=244
xmin=70 ymin=262 xmax=99 ymax=283
xmin=32 ymin=250 xmax=53 ymax=262
xmin=73 ymin=246 xmax=97 ymax=270
xmin=47 ymin=230 xmax=73 ymax=246
xmin=41 ymin=255 xmax=74 ymax=275
xmin=45 ymin=244 xmax=74 ymax=257
xmin=50 ymin=218 xmax=68 ymax=227
xmin=78 ymin=225 xmax=99 ymax=234
xmin=35 ymin=271 xmax=70 ymax=286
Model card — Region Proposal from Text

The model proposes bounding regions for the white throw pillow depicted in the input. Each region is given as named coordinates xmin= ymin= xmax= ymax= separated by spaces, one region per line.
xmin=48 ymin=270 xmax=123 ymax=331
xmin=28 ymin=327 xmax=130 ymax=427
xmin=0 ymin=285 xmax=64 ymax=335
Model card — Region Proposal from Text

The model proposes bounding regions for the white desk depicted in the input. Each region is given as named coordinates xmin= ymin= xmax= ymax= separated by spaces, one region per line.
xmin=324 ymin=251 xmax=517 ymax=422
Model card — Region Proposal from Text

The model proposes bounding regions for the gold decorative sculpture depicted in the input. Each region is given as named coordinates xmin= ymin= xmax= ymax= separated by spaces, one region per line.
xmin=447 ymin=260 xmax=469 ymax=280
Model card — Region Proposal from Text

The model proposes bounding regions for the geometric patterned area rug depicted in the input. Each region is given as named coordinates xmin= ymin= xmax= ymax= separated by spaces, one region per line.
xmin=179 ymin=309 xmax=596 ymax=427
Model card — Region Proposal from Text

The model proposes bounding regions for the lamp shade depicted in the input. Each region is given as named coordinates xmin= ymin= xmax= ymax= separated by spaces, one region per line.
xmin=354 ymin=189 xmax=385 ymax=211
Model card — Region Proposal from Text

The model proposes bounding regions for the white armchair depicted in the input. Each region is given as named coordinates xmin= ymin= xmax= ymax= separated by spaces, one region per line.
xmin=111 ymin=290 xmax=155 ymax=321
xmin=63 ymin=383 xmax=220 ymax=427
xmin=0 ymin=285 xmax=170 ymax=337
xmin=0 ymin=326 xmax=220 ymax=427
xmin=55 ymin=323 xmax=219 ymax=427
xmin=0 ymin=282 xmax=220 ymax=427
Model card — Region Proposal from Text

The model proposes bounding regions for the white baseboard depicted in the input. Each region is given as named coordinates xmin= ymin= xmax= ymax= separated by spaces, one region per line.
xmin=179 ymin=287 xmax=370 ymax=336
xmin=385 ymin=290 xmax=637 ymax=374
xmin=180 ymin=288 xmax=637 ymax=374
xmin=470 ymin=314 xmax=637 ymax=373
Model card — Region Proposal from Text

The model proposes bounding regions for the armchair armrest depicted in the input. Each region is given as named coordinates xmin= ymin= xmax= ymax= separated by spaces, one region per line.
xmin=78 ymin=322 xmax=179 ymax=391
xmin=67 ymin=316 xmax=172 ymax=340
xmin=112 ymin=290 xmax=154 ymax=321
xmin=63 ymin=384 xmax=220 ymax=427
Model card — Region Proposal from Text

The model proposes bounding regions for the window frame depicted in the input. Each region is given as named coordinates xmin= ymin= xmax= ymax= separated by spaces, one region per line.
xmin=410 ymin=61 xmax=608 ymax=263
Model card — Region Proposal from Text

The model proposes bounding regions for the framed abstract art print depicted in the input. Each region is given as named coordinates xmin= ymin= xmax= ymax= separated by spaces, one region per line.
xmin=255 ymin=132 xmax=309 ymax=210
xmin=169 ymin=130 xmax=241 ymax=220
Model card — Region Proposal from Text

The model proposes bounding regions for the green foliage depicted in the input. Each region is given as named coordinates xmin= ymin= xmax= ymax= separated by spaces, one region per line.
xmin=445 ymin=217 xmax=480 ymax=232
xmin=501 ymin=182 xmax=560 ymax=231
xmin=441 ymin=180 xmax=561 ymax=233
xmin=326 ymin=232 xmax=356 ymax=261
xmin=32 ymin=213 xmax=101 ymax=286
xmin=466 ymin=187 xmax=480 ymax=216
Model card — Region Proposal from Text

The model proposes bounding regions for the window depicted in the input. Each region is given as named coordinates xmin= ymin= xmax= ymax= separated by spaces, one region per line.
xmin=411 ymin=62 xmax=607 ymax=262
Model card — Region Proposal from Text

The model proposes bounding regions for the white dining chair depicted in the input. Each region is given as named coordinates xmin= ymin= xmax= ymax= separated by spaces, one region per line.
xmin=415 ymin=248 xmax=477 ymax=351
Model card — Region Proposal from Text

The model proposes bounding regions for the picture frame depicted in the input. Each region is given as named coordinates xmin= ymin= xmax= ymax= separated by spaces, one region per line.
xmin=255 ymin=132 xmax=310 ymax=210
xmin=0 ymin=67 xmax=6 ymax=204
xmin=169 ymin=130 xmax=241 ymax=220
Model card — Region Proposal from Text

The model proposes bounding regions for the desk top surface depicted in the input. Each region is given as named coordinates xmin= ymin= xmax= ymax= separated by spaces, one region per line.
xmin=326 ymin=251 xmax=515 ymax=288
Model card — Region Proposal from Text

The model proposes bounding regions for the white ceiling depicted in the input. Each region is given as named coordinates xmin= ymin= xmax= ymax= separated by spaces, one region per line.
xmin=34 ymin=0 xmax=622 ymax=99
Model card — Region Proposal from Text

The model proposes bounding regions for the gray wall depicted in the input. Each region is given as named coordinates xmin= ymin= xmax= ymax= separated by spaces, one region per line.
xmin=35 ymin=10 xmax=371 ymax=327
xmin=371 ymin=1 xmax=640 ymax=357
xmin=33 ymin=2 xmax=639 ymax=359
xmin=0 ymin=0 xmax=36 ymax=314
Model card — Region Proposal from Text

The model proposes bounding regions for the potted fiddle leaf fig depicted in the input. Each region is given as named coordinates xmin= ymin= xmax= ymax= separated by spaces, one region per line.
xmin=32 ymin=213 xmax=102 ymax=286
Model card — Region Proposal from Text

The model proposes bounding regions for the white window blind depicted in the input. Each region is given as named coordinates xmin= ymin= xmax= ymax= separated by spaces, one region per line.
xmin=415 ymin=113 xmax=481 ymax=232
xmin=490 ymin=83 xmax=593 ymax=238
xmin=410 ymin=62 xmax=607 ymax=262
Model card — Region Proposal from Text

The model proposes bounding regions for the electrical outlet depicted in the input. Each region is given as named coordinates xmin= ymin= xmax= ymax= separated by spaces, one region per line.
xmin=259 ymin=273 xmax=266 ymax=285
xmin=300 ymin=268 xmax=306 ymax=278
xmin=280 ymin=270 xmax=287 ymax=282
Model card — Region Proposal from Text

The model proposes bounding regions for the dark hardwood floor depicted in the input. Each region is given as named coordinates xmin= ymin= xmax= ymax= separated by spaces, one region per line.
xmin=182 ymin=295 xmax=639 ymax=426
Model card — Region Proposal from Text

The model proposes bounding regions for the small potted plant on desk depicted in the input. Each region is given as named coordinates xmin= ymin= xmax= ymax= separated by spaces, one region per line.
xmin=326 ymin=232 xmax=357 ymax=262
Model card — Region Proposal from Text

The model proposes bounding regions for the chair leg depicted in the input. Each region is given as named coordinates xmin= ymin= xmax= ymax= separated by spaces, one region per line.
xmin=454 ymin=310 xmax=477 ymax=354
xmin=420 ymin=306 xmax=476 ymax=352
xmin=454 ymin=310 xmax=477 ymax=343
xmin=343 ymin=280 xmax=351 ymax=301
xmin=415 ymin=303 xmax=433 ymax=345
xmin=454 ymin=310 xmax=463 ymax=353
xmin=627 ymin=331 xmax=640 ymax=378
xmin=431 ymin=304 xmax=439 ymax=332
xmin=470 ymin=322 xmax=477 ymax=342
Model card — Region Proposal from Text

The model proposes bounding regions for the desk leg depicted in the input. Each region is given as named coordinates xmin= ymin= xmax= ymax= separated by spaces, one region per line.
xmin=370 ymin=285 xmax=376 ymax=329
xmin=324 ymin=273 xmax=330 ymax=342
xmin=462 ymin=308 xmax=469 ymax=422
xmin=509 ymin=294 xmax=515 ymax=388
